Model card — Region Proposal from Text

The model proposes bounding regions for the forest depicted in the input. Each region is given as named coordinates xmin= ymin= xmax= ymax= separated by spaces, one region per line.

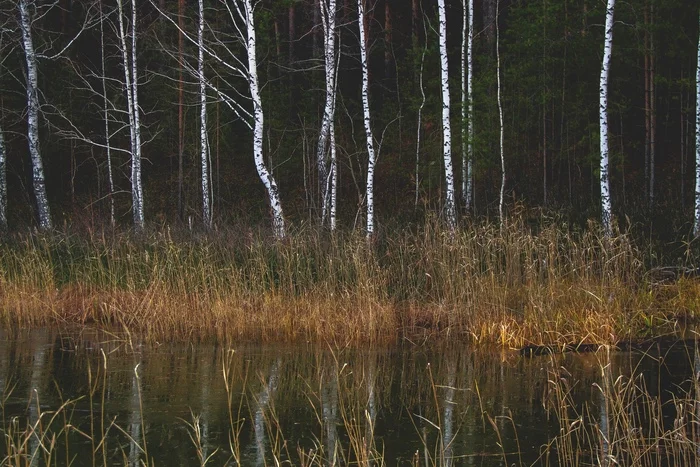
xmin=0 ymin=0 xmax=697 ymax=239
xmin=2 ymin=0 xmax=700 ymax=347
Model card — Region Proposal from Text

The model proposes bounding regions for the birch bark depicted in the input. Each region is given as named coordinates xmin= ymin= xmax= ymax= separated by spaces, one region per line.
xmin=199 ymin=0 xmax=212 ymax=227
xmin=244 ymin=0 xmax=286 ymax=239
xmin=130 ymin=0 xmax=144 ymax=230
xmin=694 ymin=7 xmax=700 ymax=237
xmin=317 ymin=0 xmax=337 ymax=227
xmin=0 ymin=125 xmax=5 ymax=233
xmin=117 ymin=0 xmax=144 ymax=231
xmin=330 ymin=123 xmax=337 ymax=231
xmin=358 ymin=0 xmax=377 ymax=237
xmin=178 ymin=0 xmax=185 ymax=220
xmin=497 ymin=0 xmax=505 ymax=225
xmin=19 ymin=0 xmax=52 ymax=231
xmin=437 ymin=0 xmax=456 ymax=229
xmin=600 ymin=0 xmax=615 ymax=235
xmin=99 ymin=0 xmax=115 ymax=227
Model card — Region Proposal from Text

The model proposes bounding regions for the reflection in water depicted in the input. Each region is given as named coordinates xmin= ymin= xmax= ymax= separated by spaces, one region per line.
xmin=321 ymin=363 xmax=338 ymax=466
xmin=442 ymin=357 xmax=456 ymax=466
xmin=0 ymin=330 xmax=698 ymax=466
xmin=696 ymin=344 xmax=700 ymax=458
xmin=27 ymin=336 xmax=46 ymax=467
xmin=597 ymin=373 xmax=609 ymax=467
xmin=128 ymin=362 xmax=142 ymax=467
xmin=250 ymin=358 xmax=281 ymax=467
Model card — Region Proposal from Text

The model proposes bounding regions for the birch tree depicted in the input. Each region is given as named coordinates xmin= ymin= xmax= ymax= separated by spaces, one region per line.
xmin=178 ymin=0 xmax=185 ymax=221
xmin=437 ymin=0 xmax=456 ymax=230
xmin=199 ymin=0 xmax=212 ymax=228
xmin=694 ymin=7 xmax=700 ymax=237
xmin=461 ymin=0 xmax=474 ymax=212
xmin=317 ymin=0 xmax=338 ymax=229
xmin=99 ymin=0 xmax=115 ymax=227
xmin=599 ymin=0 xmax=616 ymax=235
xmin=19 ymin=0 xmax=52 ymax=230
xmin=152 ymin=0 xmax=285 ymax=237
xmin=243 ymin=0 xmax=286 ymax=239
xmin=116 ymin=0 xmax=144 ymax=231
xmin=0 ymin=125 xmax=5 ymax=233
xmin=497 ymin=0 xmax=505 ymax=225
xmin=358 ymin=0 xmax=377 ymax=237
xmin=0 ymin=21 xmax=5 ymax=233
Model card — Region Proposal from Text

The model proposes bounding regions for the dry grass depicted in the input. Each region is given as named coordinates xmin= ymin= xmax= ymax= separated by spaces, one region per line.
xmin=537 ymin=346 xmax=700 ymax=466
xmin=0 ymin=216 xmax=697 ymax=347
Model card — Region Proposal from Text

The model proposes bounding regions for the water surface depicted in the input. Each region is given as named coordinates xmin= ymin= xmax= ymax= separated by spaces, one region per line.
xmin=0 ymin=329 xmax=696 ymax=466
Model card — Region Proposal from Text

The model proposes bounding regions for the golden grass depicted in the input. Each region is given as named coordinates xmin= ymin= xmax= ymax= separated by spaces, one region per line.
xmin=0 ymin=216 xmax=698 ymax=346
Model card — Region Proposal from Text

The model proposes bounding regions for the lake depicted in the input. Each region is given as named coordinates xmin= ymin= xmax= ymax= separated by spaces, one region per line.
xmin=0 ymin=328 xmax=698 ymax=466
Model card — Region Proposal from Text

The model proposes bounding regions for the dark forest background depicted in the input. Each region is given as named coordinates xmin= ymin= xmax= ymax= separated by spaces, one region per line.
xmin=1 ymin=0 xmax=698 ymax=240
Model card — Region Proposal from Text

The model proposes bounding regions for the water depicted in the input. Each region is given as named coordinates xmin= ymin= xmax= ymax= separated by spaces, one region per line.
xmin=0 ymin=329 xmax=697 ymax=466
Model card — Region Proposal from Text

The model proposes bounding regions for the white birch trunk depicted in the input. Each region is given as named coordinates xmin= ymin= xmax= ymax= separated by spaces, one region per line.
xmin=199 ymin=0 xmax=212 ymax=228
xmin=438 ymin=0 xmax=456 ymax=230
xmin=244 ymin=0 xmax=286 ymax=239
xmin=100 ymin=0 xmax=115 ymax=227
xmin=117 ymin=0 xmax=143 ymax=232
xmin=330 ymin=122 xmax=337 ymax=231
xmin=19 ymin=0 xmax=52 ymax=231
xmin=497 ymin=0 xmax=505 ymax=225
xmin=0 ymin=125 xmax=6 ymax=233
xmin=694 ymin=7 xmax=700 ymax=237
xmin=466 ymin=0 xmax=474 ymax=212
xmin=130 ymin=0 xmax=144 ymax=231
xmin=461 ymin=0 xmax=474 ymax=212
xmin=317 ymin=0 xmax=338 ymax=227
xmin=358 ymin=0 xmax=377 ymax=237
xmin=599 ymin=0 xmax=615 ymax=236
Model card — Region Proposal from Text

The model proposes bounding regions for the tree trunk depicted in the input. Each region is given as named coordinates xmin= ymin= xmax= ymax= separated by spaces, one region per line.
xmin=0 ymin=125 xmax=6 ymax=233
xmin=384 ymin=0 xmax=393 ymax=88
xmin=437 ymin=0 xmax=456 ymax=230
xmin=415 ymin=14 xmax=427 ymax=209
xmin=497 ymin=0 xmax=505 ymax=226
xmin=649 ymin=1 xmax=656 ymax=209
xmin=199 ymin=0 xmax=211 ymax=228
xmin=542 ymin=0 xmax=547 ymax=206
xmin=644 ymin=5 xmax=650 ymax=205
xmin=358 ymin=0 xmax=377 ymax=237
xmin=694 ymin=7 xmax=700 ymax=237
xmin=100 ymin=0 xmax=115 ymax=227
xmin=330 ymin=123 xmax=337 ymax=231
xmin=130 ymin=0 xmax=144 ymax=230
xmin=244 ymin=0 xmax=286 ymax=239
xmin=117 ymin=0 xmax=144 ymax=232
xmin=178 ymin=0 xmax=185 ymax=221
xmin=483 ymin=0 xmax=496 ymax=54
xmin=462 ymin=0 xmax=474 ymax=212
xmin=19 ymin=0 xmax=52 ymax=231
xmin=600 ymin=0 xmax=616 ymax=236
xmin=317 ymin=0 xmax=338 ymax=228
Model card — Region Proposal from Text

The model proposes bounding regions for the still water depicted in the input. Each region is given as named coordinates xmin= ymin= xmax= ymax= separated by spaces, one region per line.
xmin=0 ymin=329 xmax=697 ymax=466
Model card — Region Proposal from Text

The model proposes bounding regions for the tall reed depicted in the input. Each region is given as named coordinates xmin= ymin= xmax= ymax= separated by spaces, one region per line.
xmin=0 ymin=216 xmax=694 ymax=346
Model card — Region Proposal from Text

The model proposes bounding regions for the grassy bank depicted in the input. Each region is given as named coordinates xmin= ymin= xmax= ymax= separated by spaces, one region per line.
xmin=0 ymin=217 xmax=699 ymax=346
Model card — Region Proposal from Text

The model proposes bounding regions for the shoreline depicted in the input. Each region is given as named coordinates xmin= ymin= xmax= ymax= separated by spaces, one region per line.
xmin=1 ymin=221 xmax=699 ymax=347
